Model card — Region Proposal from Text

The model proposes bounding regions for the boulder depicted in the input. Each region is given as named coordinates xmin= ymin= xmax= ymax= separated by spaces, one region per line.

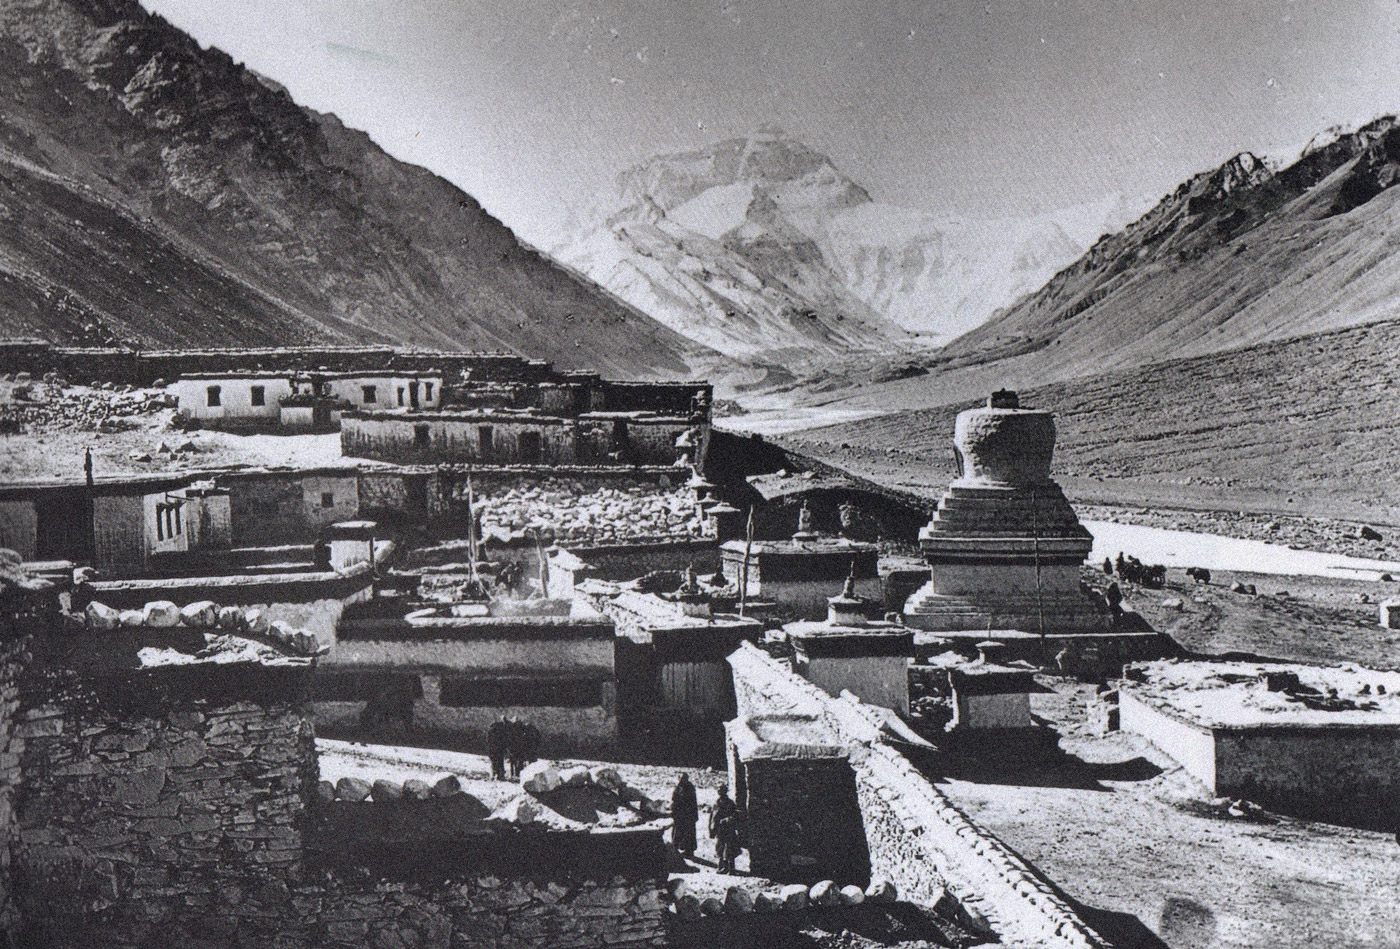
xmin=1161 ymin=598 xmax=1184 ymax=611
xmin=723 ymin=886 xmax=754 ymax=914
xmin=432 ymin=774 xmax=463 ymax=798
xmin=119 ymin=609 xmax=145 ymax=627
xmin=809 ymin=880 xmax=839 ymax=906
xmin=316 ymin=780 xmax=336 ymax=804
xmin=673 ymin=895 xmax=703 ymax=921
xmin=244 ymin=607 xmax=271 ymax=634
xmin=371 ymin=779 xmax=403 ymax=803
xmin=778 ymin=884 xmax=809 ymax=911
xmin=752 ymin=892 xmax=780 ymax=913
xmin=403 ymin=779 xmax=432 ymax=800
xmin=557 ymin=765 xmax=592 ymax=788
xmin=179 ymin=600 xmax=218 ymax=627
xmin=838 ymin=885 xmax=865 ymax=905
xmin=1359 ymin=525 xmax=1384 ymax=541
xmin=699 ymin=897 xmax=725 ymax=916
xmin=589 ymin=766 xmax=625 ymax=792
xmin=216 ymin=606 xmax=245 ymax=629
xmin=142 ymin=601 xmax=181 ymax=628
xmin=494 ymin=796 xmax=540 ymax=824
xmin=334 ymin=777 xmax=372 ymax=802
xmin=85 ymin=601 xmax=121 ymax=630
xmin=865 ymin=878 xmax=897 ymax=903
xmin=520 ymin=761 xmax=561 ymax=795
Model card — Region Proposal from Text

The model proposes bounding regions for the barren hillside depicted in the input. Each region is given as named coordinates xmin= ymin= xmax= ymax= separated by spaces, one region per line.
xmin=0 ymin=0 xmax=710 ymax=379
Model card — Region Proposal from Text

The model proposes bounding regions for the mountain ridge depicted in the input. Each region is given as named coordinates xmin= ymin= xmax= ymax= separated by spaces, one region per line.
xmin=0 ymin=0 xmax=710 ymax=378
xmin=553 ymin=130 xmax=1141 ymax=366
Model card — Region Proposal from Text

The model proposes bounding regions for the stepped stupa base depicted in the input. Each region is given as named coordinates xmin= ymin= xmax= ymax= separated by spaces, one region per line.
xmin=902 ymin=581 xmax=1114 ymax=635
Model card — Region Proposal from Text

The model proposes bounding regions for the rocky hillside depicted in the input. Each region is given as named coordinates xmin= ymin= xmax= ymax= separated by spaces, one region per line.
xmin=932 ymin=117 xmax=1400 ymax=377
xmin=553 ymin=130 xmax=1138 ymax=365
xmin=0 ymin=0 xmax=709 ymax=379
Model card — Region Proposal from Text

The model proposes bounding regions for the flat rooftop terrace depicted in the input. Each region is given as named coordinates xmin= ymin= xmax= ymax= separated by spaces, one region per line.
xmin=1124 ymin=659 xmax=1400 ymax=728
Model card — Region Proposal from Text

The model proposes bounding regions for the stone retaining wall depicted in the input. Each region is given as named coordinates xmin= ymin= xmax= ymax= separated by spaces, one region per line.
xmin=727 ymin=642 xmax=1113 ymax=949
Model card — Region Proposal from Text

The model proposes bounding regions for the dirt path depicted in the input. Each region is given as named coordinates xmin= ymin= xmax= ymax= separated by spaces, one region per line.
xmin=934 ymin=684 xmax=1400 ymax=949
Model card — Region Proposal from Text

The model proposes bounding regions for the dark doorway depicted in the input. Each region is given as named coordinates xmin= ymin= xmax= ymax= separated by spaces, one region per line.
xmin=35 ymin=489 xmax=93 ymax=561
xmin=409 ymin=381 xmax=420 ymax=409
xmin=519 ymin=430 xmax=542 ymax=464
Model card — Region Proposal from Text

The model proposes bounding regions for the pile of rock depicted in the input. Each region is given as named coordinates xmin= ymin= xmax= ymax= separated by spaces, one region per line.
xmin=669 ymin=877 xmax=897 ymax=920
xmin=471 ymin=479 xmax=705 ymax=544
xmin=0 ymin=381 xmax=171 ymax=433
xmin=509 ymin=761 xmax=667 ymax=825
xmin=81 ymin=599 xmax=325 ymax=656
xmin=321 ymin=774 xmax=465 ymax=804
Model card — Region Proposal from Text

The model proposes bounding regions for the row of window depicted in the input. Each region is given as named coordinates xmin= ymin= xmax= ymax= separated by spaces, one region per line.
xmin=154 ymin=501 xmax=183 ymax=541
xmin=204 ymin=382 xmax=435 ymax=409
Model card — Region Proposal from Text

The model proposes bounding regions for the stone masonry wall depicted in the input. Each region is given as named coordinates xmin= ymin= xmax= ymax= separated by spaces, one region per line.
xmin=5 ymin=641 xmax=668 ymax=949
xmin=11 ymin=666 xmax=317 ymax=948
xmin=0 ymin=634 xmax=29 ymax=941
xmin=728 ymin=643 xmax=1113 ymax=949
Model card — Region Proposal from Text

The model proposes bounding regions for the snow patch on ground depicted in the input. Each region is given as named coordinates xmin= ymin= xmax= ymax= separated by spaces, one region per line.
xmin=1085 ymin=520 xmax=1400 ymax=581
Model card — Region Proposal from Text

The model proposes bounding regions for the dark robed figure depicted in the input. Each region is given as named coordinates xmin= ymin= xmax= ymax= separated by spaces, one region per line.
xmin=670 ymin=773 xmax=698 ymax=856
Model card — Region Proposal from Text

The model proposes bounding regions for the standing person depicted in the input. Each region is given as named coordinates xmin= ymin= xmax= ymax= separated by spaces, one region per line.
xmin=710 ymin=785 xmax=739 ymax=873
xmin=83 ymin=448 xmax=94 ymax=487
xmin=520 ymin=720 xmax=542 ymax=770
xmin=670 ymin=773 xmax=698 ymax=857
xmin=504 ymin=716 xmax=523 ymax=779
xmin=486 ymin=715 xmax=509 ymax=781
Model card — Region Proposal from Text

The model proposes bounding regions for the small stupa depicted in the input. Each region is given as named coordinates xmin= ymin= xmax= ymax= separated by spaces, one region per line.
xmin=902 ymin=390 xmax=1112 ymax=635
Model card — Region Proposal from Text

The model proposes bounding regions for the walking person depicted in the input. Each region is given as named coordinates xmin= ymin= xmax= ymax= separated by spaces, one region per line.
xmin=670 ymin=773 xmax=698 ymax=858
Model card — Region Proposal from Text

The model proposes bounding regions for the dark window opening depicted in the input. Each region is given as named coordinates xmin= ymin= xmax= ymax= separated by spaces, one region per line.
xmin=250 ymin=385 xmax=266 ymax=407
xmin=311 ymin=671 xmax=423 ymax=703
xmin=397 ymin=388 xmax=406 ymax=406
xmin=478 ymin=425 xmax=494 ymax=459
xmin=519 ymin=430 xmax=542 ymax=464
xmin=414 ymin=423 xmax=430 ymax=446
xmin=206 ymin=386 xmax=221 ymax=407
xmin=424 ymin=382 xmax=434 ymax=401
xmin=362 ymin=385 xmax=377 ymax=404
xmin=156 ymin=502 xmax=183 ymax=542
xmin=321 ymin=492 xmax=335 ymax=509
xmin=438 ymin=677 xmax=600 ymax=708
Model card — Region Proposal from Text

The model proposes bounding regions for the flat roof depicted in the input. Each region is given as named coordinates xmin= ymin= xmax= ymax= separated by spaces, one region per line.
xmin=1123 ymin=660 xmax=1400 ymax=728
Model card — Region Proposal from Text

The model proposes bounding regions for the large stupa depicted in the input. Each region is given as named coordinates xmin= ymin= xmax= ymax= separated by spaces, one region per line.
xmin=902 ymin=391 xmax=1113 ymax=635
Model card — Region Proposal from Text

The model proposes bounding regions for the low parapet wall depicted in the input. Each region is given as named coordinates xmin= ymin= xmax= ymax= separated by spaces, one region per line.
xmin=727 ymin=642 xmax=1112 ymax=949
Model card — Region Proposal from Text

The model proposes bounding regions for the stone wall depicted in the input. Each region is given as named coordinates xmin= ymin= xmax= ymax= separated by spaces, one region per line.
xmin=11 ymin=659 xmax=318 ymax=948
xmin=2 ymin=619 xmax=668 ymax=948
xmin=0 ymin=633 xmax=30 ymax=939
xmin=727 ymin=643 xmax=1112 ymax=949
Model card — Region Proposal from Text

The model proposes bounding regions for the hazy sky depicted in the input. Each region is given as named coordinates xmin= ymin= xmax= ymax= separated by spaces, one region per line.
xmin=143 ymin=0 xmax=1400 ymax=246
